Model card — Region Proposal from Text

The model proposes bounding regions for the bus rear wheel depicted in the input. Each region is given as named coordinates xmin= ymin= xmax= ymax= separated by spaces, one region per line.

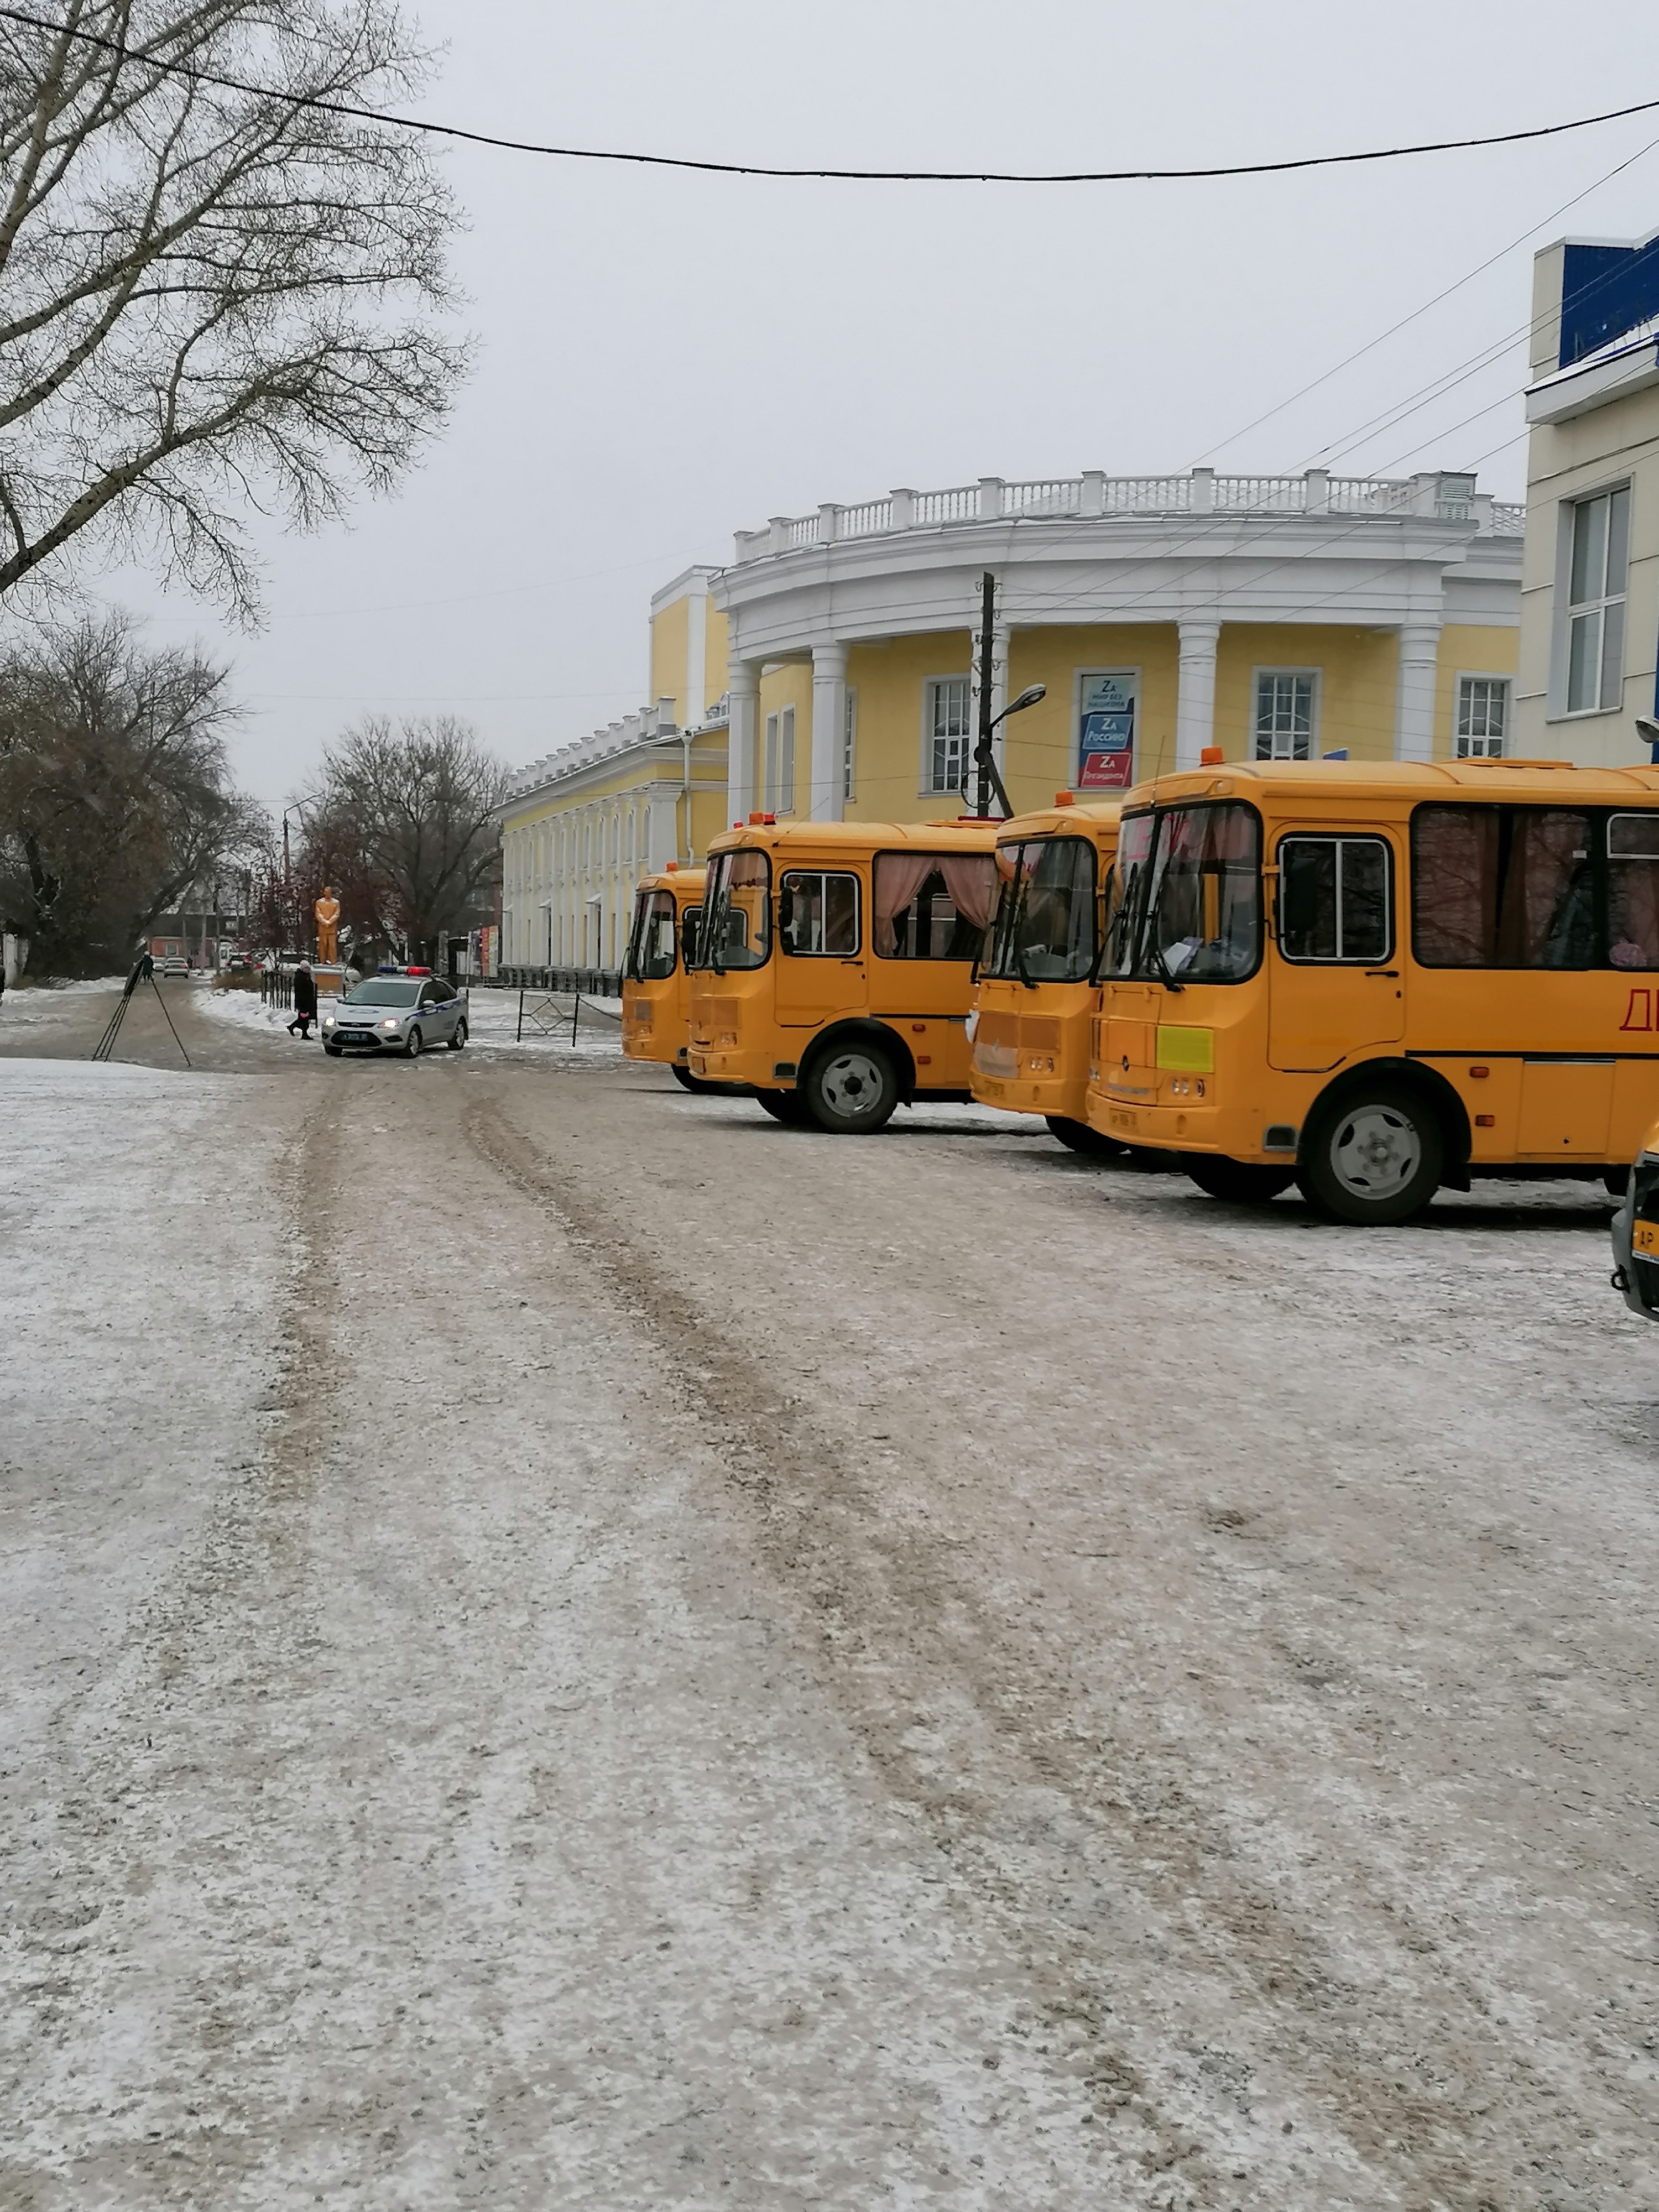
xmin=1184 ymin=1156 xmax=1295 ymax=1203
xmin=802 ymin=1041 xmax=899 ymax=1134
xmin=1297 ymin=1082 xmax=1443 ymax=1225
xmin=755 ymin=1087 xmax=810 ymax=1123
xmin=1045 ymin=1114 xmax=1125 ymax=1159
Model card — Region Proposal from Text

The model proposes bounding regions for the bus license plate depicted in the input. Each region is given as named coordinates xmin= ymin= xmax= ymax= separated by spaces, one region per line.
xmin=1109 ymin=1108 xmax=1138 ymax=1134
xmin=1634 ymin=1219 xmax=1659 ymax=1257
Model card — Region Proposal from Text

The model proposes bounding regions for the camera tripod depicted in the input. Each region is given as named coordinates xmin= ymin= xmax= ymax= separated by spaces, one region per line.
xmin=91 ymin=957 xmax=191 ymax=1067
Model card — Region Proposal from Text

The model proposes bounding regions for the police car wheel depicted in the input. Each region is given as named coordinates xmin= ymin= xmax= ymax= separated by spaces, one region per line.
xmin=405 ymin=1025 xmax=424 ymax=1058
xmin=324 ymin=1044 xmax=342 ymax=1057
xmin=447 ymin=1018 xmax=467 ymax=1050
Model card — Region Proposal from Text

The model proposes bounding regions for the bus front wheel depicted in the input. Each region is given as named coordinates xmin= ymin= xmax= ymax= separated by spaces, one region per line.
xmin=1045 ymin=1115 xmax=1125 ymax=1159
xmin=1184 ymin=1155 xmax=1295 ymax=1203
xmin=1297 ymin=1083 xmax=1443 ymax=1225
xmin=801 ymin=1042 xmax=899 ymax=1134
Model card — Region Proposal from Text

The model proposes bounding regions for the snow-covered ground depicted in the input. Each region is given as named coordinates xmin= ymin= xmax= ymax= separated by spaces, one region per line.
xmin=0 ymin=975 xmax=127 ymax=1032
xmin=3 ymin=1039 xmax=1655 ymax=2208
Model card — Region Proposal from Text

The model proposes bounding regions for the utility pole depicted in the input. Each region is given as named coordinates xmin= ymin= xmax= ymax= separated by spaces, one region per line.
xmin=974 ymin=571 xmax=997 ymax=818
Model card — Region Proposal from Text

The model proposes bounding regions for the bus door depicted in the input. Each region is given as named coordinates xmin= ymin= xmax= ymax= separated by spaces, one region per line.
xmin=775 ymin=864 xmax=865 ymax=1027
xmin=1269 ymin=830 xmax=1404 ymax=1071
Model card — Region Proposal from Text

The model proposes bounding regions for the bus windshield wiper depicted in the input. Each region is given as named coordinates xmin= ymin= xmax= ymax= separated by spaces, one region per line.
xmin=1146 ymin=936 xmax=1185 ymax=993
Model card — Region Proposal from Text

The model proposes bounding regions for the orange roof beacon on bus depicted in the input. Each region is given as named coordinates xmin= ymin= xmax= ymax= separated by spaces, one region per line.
xmin=622 ymin=865 xmax=707 ymax=1086
xmin=1086 ymin=756 xmax=1659 ymax=1223
xmin=687 ymin=817 xmax=999 ymax=1133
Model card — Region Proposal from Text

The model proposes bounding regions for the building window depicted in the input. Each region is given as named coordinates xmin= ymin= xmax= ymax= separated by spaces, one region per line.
xmin=924 ymin=677 xmax=973 ymax=794
xmin=763 ymin=705 xmax=797 ymax=814
xmin=843 ymin=688 xmax=858 ymax=802
xmin=1455 ymin=676 xmax=1509 ymax=758
xmin=1565 ymin=487 xmax=1630 ymax=713
xmin=1254 ymin=671 xmax=1317 ymax=760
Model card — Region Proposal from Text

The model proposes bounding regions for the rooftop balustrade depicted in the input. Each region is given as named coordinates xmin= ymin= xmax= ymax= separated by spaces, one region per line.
xmin=732 ymin=467 xmax=1522 ymax=562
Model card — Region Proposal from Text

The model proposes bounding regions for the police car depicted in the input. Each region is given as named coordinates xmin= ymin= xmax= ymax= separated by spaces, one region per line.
xmin=322 ymin=968 xmax=468 ymax=1057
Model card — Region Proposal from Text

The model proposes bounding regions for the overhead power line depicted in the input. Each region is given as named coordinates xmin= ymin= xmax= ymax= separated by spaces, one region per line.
xmin=3 ymin=4 xmax=1658 ymax=184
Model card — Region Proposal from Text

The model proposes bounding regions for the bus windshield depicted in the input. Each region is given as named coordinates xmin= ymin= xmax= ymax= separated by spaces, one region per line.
xmin=627 ymin=889 xmax=677 ymax=982
xmin=699 ymin=849 xmax=770 ymax=971
xmin=1112 ymin=802 xmax=1260 ymax=984
xmin=987 ymin=837 xmax=1097 ymax=982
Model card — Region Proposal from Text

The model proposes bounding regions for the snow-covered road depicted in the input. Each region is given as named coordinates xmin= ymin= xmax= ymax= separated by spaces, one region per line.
xmin=2 ymin=1013 xmax=1655 ymax=2209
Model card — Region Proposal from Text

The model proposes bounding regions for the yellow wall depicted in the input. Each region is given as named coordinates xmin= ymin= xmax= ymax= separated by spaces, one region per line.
xmin=650 ymin=595 xmax=688 ymax=722
xmin=755 ymin=662 xmax=814 ymax=813
xmin=1008 ymin=625 xmax=1181 ymax=802
xmin=827 ymin=620 xmax=1521 ymax=815
xmin=842 ymin=632 xmax=972 ymax=821
xmin=1435 ymin=624 xmax=1520 ymax=761
xmin=1212 ymin=625 xmax=1399 ymax=762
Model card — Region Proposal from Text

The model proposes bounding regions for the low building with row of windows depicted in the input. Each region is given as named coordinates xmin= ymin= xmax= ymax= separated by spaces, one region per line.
xmin=500 ymin=466 xmax=1522 ymax=971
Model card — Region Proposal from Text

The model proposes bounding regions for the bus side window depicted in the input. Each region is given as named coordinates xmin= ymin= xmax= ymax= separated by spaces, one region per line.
xmin=1279 ymin=836 xmax=1392 ymax=962
xmin=1609 ymin=816 xmax=1659 ymax=968
xmin=1412 ymin=804 xmax=1594 ymax=969
xmin=779 ymin=870 xmax=860 ymax=956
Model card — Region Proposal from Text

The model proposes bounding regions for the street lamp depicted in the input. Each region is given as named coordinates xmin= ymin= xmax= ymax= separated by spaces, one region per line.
xmin=971 ymin=683 xmax=1047 ymax=818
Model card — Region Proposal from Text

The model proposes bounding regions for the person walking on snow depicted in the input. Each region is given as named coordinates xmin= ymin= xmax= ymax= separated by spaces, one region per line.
xmin=288 ymin=958 xmax=317 ymax=1039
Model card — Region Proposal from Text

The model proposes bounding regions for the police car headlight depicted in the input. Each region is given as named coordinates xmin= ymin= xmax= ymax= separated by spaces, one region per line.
xmin=322 ymin=1013 xmax=336 ymax=1027
xmin=380 ymin=1017 xmax=401 ymax=1030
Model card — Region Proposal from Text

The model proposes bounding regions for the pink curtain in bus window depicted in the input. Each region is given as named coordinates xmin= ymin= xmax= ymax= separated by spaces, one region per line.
xmin=937 ymin=853 xmax=996 ymax=928
xmin=873 ymin=853 xmax=937 ymax=953
xmin=1414 ymin=806 xmax=1498 ymax=966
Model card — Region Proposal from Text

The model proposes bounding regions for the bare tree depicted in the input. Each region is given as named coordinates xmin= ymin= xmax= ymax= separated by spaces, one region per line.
xmin=306 ymin=712 xmax=505 ymax=958
xmin=0 ymin=1 xmax=468 ymax=621
xmin=0 ymin=609 xmax=264 ymax=968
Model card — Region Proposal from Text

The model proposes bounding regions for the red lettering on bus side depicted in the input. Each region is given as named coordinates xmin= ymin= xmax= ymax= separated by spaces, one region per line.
xmin=1621 ymin=988 xmax=1653 ymax=1032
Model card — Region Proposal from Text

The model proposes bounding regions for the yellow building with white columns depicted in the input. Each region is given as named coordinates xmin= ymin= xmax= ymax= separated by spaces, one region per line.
xmin=500 ymin=467 xmax=1520 ymax=975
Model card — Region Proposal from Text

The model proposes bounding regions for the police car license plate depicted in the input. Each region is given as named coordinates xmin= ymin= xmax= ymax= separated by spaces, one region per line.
xmin=1634 ymin=1219 xmax=1659 ymax=1257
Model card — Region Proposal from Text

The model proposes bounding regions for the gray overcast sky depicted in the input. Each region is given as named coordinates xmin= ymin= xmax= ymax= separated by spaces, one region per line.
xmin=90 ymin=0 xmax=1659 ymax=809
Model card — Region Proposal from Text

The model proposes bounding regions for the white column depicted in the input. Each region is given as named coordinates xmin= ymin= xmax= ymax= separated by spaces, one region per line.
xmin=811 ymin=642 xmax=848 ymax=822
xmin=1176 ymin=618 xmax=1222 ymax=771
xmin=646 ymin=784 xmax=680 ymax=870
xmin=727 ymin=659 xmax=760 ymax=825
xmin=1395 ymin=620 xmax=1442 ymax=763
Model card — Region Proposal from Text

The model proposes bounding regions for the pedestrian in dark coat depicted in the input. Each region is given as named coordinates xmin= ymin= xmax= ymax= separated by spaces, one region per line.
xmin=288 ymin=959 xmax=318 ymax=1039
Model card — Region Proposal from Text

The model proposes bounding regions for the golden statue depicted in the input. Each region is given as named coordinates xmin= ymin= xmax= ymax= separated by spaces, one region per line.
xmin=314 ymin=886 xmax=341 ymax=966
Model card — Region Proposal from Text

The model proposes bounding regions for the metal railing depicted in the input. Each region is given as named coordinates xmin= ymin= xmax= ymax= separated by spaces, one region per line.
xmin=499 ymin=964 xmax=624 ymax=997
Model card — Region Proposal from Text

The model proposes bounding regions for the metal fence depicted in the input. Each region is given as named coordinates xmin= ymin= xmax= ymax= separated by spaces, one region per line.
xmin=497 ymin=965 xmax=625 ymax=996
xmin=259 ymin=968 xmax=293 ymax=1011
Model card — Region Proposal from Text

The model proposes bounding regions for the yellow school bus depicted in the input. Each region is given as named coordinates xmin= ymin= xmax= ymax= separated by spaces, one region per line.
xmin=970 ymin=797 xmax=1123 ymax=1154
xmin=688 ymin=817 xmax=999 ymax=1131
xmin=1087 ymin=757 xmax=1659 ymax=1223
xmin=622 ymin=864 xmax=706 ymax=1088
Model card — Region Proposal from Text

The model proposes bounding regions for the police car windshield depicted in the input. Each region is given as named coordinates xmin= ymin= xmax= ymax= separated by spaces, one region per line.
xmin=345 ymin=979 xmax=421 ymax=1005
